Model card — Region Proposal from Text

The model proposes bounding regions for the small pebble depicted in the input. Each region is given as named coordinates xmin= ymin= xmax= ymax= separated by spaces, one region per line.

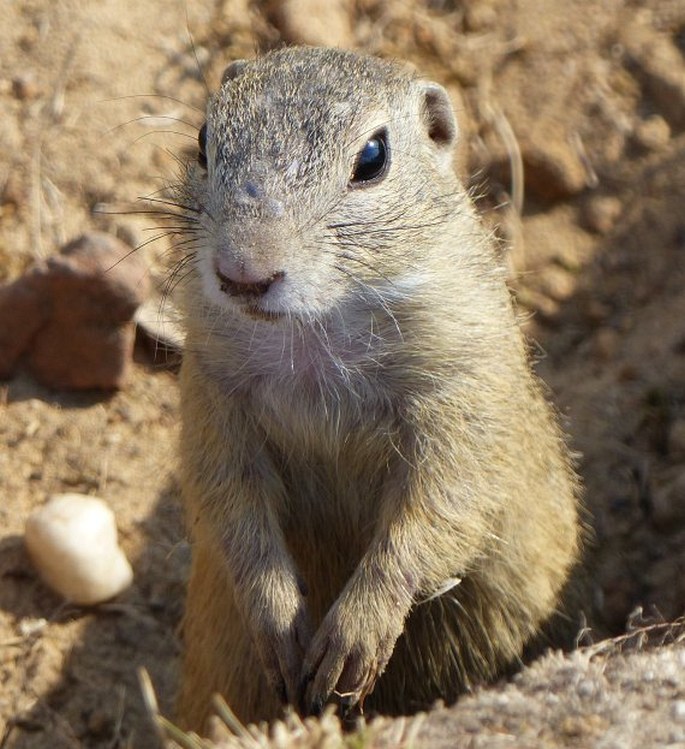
xmin=668 ymin=419 xmax=685 ymax=459
xmin=274 ymin=0 xmax=353 ymax=47
xmin=576 ymin=678 xmax=596 ymax=698
xmin=87 ymin=708 xmax=114 ymax=737
xmin=582 ymin=196 xmax=623 ymax=235
xmin=633 ymin=115 xmax=671 ymax=151
xmin=538 ymin=265 xmax=576 ymax=303
xmin=592 ymin=327 xmax=620 ymax=361
xmin=650 ymin=471 xmax=685 ymax=531
xmin=18 ymin=617 xmax=47 ymax=637
xmin=583 ymin=299 xmax=611 ymax=325
xmin=1 ymin=172 xmax=25 ymax=207
xmin=465 ymin=2 xmax=497 ymax=31
xmin=25 ymin=493 xmax=133 ymax=605
xmin=522 ymin=139 xmax=588 ymax=201
xmin=12 ymin=72 xmax=41 ymax=100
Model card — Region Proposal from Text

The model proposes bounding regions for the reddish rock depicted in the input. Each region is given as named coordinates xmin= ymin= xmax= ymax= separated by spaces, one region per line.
xmin=0 ymin=232 xmax=150 ymax=390
xmin=0 ymin=278 xmax=46 ymax=379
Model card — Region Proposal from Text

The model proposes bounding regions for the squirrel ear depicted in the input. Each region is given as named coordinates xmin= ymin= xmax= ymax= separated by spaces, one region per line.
xmin=422 ymin=83 xmax=458 ymax=149
xmin=222 ymin=60 xmax=249 ymax=84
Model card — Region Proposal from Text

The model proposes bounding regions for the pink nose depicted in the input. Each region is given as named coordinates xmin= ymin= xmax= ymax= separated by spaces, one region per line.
xmin=216 ymin=266 xmax=285 ymax=298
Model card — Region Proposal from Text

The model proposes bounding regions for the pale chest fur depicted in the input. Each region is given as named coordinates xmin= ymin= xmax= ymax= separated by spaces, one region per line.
xmin=196 ymin=302 xmax=405 ymax=443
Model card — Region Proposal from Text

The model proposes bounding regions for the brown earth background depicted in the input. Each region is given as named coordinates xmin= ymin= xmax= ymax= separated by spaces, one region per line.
xmin=1 ymin=0 xmax=685 ymax=747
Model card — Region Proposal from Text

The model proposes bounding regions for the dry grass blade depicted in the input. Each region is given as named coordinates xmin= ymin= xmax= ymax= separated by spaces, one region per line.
xmin=586 ymin=613 xmax=685 ymax=658
xmin=137 ymin=673 xmax=423 ymax=749
xmin=138 ymin=668 xmax=207 ymax=749
xmin=480 ymin=99 xmax=524 ymax=217
xmin=211 ymin=695 xmax=259 ymax=745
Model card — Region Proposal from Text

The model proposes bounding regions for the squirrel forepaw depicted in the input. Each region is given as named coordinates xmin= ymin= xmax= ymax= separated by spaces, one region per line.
xmin=298 ymin=596 xmax=406 ymax=717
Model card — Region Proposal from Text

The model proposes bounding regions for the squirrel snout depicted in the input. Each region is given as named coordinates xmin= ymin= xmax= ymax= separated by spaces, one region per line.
xmin=213 ymin=222 xmax=290 ymax=302
xmin=216 ymin=265 xmax=285 ymax=299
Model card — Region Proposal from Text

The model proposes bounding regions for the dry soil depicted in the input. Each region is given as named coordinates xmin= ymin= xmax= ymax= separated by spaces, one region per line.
xmin=1 ymin=1 xmax=685 ymax=747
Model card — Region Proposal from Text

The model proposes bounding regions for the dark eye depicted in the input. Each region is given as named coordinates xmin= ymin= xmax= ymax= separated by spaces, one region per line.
xmin=350 ymin=130 xmax=389 ymax=186
xmin=198 ymin=122 xmax=207 ymax=169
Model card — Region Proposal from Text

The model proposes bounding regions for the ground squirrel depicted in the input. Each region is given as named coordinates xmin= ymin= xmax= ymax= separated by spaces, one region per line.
xmin=171 ymin=46 xmax=581 ymax=731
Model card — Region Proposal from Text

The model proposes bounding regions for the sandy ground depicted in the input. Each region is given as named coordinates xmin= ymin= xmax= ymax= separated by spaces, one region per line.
xmin=1 ymin=0 xmax=685 ymax=747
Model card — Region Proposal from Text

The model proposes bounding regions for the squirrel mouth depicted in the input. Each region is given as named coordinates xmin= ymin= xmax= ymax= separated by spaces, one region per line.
xmin=215 ymin=266 xmax=285 ymax=322
xmin=214 ymin=267 xmax=285 ymax=322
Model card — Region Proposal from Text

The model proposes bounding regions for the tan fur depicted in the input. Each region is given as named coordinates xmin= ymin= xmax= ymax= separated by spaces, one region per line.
xmin=171 ymin=47 xmax=581 ymax=732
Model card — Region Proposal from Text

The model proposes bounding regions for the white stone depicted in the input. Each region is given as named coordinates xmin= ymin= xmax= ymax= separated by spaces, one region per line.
xmin=25 ymin=493 xmax=133 ymax=605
